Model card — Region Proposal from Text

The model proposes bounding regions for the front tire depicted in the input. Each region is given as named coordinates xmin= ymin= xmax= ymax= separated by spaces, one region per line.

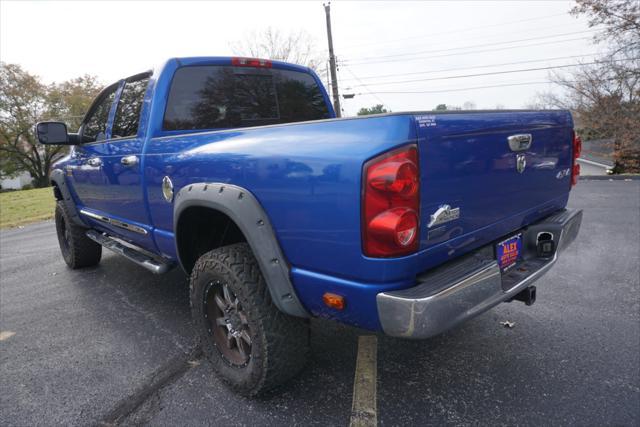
xmin=55 ymin=201 xmax=102 ymax=269
xmin=190 ymin=243 xmax=309 ymax=396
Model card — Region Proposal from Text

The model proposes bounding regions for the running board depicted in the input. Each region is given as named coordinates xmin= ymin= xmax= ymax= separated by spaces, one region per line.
xmin=86 ymin=230 xmax=173 ymax=274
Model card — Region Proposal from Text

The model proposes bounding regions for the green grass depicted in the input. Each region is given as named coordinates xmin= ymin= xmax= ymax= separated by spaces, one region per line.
xmin=0 ymin=187 xmax=56 ymax=229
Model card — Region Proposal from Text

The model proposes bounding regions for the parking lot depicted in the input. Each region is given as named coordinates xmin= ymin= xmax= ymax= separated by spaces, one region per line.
xmin=1 ymin=179 xmax=638 ymax=426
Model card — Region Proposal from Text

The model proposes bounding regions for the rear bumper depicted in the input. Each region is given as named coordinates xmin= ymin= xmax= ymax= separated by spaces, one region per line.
xmin=376 ymin=208 xmax=582 ymax=339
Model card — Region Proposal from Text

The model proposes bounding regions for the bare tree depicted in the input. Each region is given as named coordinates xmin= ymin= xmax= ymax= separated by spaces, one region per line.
xmin=463 ymin=101 xmax=477 ymax=110
xmin=230 ymin=27 xmax=325 ymax=74
xmin=538 ymin=0 xmax=640 ymax=173
xmin=572 ymin=0 xmax=640 ymax=54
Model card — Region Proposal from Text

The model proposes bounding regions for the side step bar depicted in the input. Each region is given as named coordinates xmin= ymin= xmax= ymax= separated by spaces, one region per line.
xmin=86 ymin=230 xmax=173 ymax=274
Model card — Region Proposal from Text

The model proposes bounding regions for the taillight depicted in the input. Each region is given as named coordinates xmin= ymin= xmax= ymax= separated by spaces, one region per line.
xmin=572 ymin=130 xmax=582 ymax=187
xmin=231 ymin=57 xmax=272 ymax=68
xmin=363 ymin=145 xmax=420 ymax=257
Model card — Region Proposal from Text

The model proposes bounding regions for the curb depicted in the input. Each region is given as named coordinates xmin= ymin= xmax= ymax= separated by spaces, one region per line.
xmin=580 ymin=175 xmax=640 ymax=181
xmin=577 ymin=158 xmax=614 ymax=168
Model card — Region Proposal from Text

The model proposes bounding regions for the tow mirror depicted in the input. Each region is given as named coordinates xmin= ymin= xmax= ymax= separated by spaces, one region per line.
xmin=35 ymin=121 xmax=71 ymax=145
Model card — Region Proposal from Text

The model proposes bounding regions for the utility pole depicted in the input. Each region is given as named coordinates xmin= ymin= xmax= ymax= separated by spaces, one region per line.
xmin=326 ymin=61 xmax=331 ymax=95
xmin=324 ymin=2 xmax=342 ymax=117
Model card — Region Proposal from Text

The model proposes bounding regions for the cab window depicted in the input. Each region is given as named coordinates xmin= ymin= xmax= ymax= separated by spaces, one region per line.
xmin=82 ymin=85 xmax=117 ymax=143
xmin=111 ymin=75 xmax=150 ymax=139
xmin=163 ymin=66 xmax=330 ymax=131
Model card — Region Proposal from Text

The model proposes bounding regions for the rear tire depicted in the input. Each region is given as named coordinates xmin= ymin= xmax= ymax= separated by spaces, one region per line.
xmin=55 ymin=201 xmax=102 ymax=269
xmin=190 ymin=243 xmax=309 ymax=396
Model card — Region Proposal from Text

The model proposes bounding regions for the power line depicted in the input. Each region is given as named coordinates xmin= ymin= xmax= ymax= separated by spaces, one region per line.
xmin=342 ymin=66 xmax=386 ymax=106
xmin=353 ymin=80 xmax=564 ymax=95
xmin=353 ymin=73 xmax=639 ymax=96
xmin=338 ymin=53 xmax=601 ymax=83
xmin=342 ymin=36 xmax=594 ymax=66
xmin=344 ymin=29 xmax=600 ymax=63
xmin=347 ymin=58 xmax=638 ymax=88
xmin=311 ymin=21 xmax=593 ymax=60
xmin=311 ymin=12 xmax=570 ymax=55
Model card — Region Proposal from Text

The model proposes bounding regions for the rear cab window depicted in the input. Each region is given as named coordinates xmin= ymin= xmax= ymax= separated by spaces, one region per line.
xmin=163 ymin=65 xmax=330 ymax=131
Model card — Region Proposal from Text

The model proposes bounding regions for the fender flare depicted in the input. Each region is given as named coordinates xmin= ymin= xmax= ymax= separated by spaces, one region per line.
xmin=173 ymin=183 xmax=309 ymax=318
xmin=50 ymin=169 xmax=87 ymax=227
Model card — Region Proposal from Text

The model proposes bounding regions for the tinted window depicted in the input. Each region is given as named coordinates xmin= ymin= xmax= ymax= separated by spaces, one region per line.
xmin=82 ymin=86 xmax=117 ymax=143
xmin=163 ymin=66 xmax=330 ymax=131
xmin=112 ymin=77 xmax=149 ymax=138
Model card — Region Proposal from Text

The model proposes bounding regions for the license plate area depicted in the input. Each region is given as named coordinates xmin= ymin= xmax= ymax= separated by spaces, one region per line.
xmin=496 ymin=233 xmax=522 ymax=272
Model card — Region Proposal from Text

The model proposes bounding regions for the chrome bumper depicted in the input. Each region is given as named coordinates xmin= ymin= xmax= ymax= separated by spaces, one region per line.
xmin=376 ymin=209 xmax=583 ymax=339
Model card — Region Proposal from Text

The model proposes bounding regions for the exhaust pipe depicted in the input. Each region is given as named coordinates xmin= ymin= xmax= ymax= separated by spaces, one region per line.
xmin=512 ymin=286 xmax=536 ymax=306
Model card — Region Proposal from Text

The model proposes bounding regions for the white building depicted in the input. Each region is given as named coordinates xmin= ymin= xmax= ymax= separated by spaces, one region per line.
xmin=1 ymin=171 xmax=33 ymax=190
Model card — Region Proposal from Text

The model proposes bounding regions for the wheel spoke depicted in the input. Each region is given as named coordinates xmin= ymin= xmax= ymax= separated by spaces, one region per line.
xmin=214 ymin=294 xmax=226 ymax=311
xmin=226 ymin=334 xmax=234 ymax=349
xmin=222 ymin=284 xmax=233 ymax=305
xmin=216 ymin=317 xmax=227 ymax=327
xmin=241 ymin=330 xmax=251 ymax=345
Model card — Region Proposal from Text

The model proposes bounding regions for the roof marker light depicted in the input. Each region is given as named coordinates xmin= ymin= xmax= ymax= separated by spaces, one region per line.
xmin=231 ymin=57 xmax=273 ymax=68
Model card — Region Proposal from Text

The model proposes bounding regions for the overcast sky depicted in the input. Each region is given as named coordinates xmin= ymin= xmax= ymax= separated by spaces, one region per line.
xmin=1 ymin=1 xmax=602 ymax=116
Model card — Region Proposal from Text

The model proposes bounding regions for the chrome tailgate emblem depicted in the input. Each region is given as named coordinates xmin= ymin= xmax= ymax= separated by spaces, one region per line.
xmin=428 ymin=205 xmax=460 ymax=228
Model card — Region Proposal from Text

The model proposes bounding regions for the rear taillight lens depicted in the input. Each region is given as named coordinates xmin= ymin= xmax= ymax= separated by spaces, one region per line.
xmin=363 ymin=145 xmax=420 ymax=257
xmin=572 ymin=130 xmax=582 ymax=187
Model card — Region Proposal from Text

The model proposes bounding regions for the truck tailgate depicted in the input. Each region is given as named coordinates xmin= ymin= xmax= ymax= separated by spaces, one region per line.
xmin=415 ymin=110 xmax=574 ymax=250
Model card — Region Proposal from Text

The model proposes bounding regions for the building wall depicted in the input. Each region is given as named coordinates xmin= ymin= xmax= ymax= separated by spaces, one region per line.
xmin=0 ymin=172 xmax=33 ymax=190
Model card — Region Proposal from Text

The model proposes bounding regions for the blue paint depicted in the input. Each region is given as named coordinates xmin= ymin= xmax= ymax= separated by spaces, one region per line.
xmin=52 ymin=57 xmax=575 ymax=331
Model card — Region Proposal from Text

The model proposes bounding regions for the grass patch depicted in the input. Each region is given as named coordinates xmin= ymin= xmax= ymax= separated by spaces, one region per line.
xmin=0 ymin=187 xmax=56 ymax=229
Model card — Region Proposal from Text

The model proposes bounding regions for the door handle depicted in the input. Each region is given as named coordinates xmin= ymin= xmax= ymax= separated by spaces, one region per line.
xmin=121 ymin=155 xmax=139 ymax=167
xmin=87 ymin=157 xmax=102 ymax=167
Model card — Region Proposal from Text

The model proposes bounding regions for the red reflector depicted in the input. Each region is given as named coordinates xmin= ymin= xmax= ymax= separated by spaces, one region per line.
xmin=231 ymin=57 xmax=272 ymax=68
xmin=363 ymin=145 xmax=420 ymax=257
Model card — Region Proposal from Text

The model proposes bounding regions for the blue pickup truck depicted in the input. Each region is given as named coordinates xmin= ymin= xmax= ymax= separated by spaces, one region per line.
xmin=36 ymin=56 xmax=582 ymax=396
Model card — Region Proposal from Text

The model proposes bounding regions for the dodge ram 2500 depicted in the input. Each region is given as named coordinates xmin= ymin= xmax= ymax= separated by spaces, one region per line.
xmin=36 ymin=56 xmax=582 ymax=396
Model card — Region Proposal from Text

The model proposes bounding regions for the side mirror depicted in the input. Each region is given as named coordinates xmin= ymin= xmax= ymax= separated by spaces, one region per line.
xmin=35 ymin=121 xmax=71 ymax=145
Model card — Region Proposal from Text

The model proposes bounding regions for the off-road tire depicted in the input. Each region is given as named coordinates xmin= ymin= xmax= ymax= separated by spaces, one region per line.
xmin=55 ymin=201 xmax=102 ymax=269
xmin=190 ymin=242 xmax=309 ymax=396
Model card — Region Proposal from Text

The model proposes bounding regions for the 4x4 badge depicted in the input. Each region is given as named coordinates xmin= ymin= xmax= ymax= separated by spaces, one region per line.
xmin=428 ymin=205 xmax=460 ymax=228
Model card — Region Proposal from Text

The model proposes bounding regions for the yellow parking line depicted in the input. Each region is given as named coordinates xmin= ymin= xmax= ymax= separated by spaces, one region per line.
xmin=350 ymin=335 xmax=378 ymax=427
xmin=0 ymin=331 xmax=16 ymax=341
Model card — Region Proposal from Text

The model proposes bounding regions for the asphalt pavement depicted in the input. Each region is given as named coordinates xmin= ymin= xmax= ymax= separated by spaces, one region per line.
xmin=1 ymin=180 xmax=638 ymax=426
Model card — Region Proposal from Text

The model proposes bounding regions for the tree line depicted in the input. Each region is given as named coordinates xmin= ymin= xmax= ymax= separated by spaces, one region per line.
xmin=0 ymin=64 xmax=101 ymax=187
xmin=1 ymin=0 xmax=637 ymax=188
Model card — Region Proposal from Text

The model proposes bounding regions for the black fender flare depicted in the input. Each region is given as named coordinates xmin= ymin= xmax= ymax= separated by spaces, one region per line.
xmin=50 ymin=169 xmax=87 ymax=227
xmin=173 ymin=183 xmax=309 ymax=318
